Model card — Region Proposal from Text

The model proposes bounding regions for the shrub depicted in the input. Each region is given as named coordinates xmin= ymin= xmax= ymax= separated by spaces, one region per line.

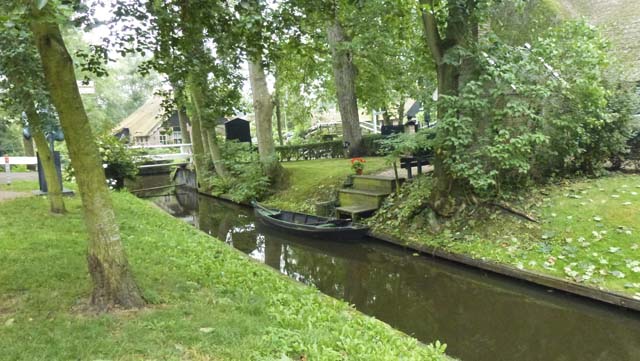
xmin=63 ymin=134 xmax=139 ymax=189
xmin=206 ymin=141 xmax=270 ymax=203
xmin=434 ymin=21 xmax=634 ymax=197
xmin=275 ymin=140 xmax=344 ymax=161
xmin=275 ymin=134 xmax=385 ymax=162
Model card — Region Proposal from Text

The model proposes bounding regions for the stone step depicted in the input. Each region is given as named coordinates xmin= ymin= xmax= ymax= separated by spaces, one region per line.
xmin=335 ymin=205 xmax=378 ymax=220
xmin=338 ymin=188 xmax=388 ymax=208
xmin=352 ymin=175 xmax=405 ymax=193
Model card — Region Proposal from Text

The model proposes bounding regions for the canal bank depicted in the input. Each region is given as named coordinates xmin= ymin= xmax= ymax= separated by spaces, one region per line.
xmin=0 ymin=192 xmax=447 ymax=360
xmin=145 ymin=187 xmax=640 ymax=361
xmin=171 ymin=167 xmax=640 ymax=313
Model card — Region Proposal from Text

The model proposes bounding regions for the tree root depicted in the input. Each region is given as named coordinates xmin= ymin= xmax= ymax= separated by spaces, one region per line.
xmin=490 ymin=202 xmax=539 ymax=223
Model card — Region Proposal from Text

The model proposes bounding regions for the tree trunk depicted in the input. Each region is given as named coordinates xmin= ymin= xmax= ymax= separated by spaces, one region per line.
xmin=186 ymin=74 xmax=228 ymax=178
xmin=419 ymin=0 xmax=479 ymax=217
xmin=381 ymin=106 xmax=393 ymax=125
xmin=22 ymin=134 xmax=36 ymax=171
xmin=397 ymin=98 xmax=406 ymax=122
xmin=248 ymin=59 xmax=283 ymax=180
xmin=31 ymin=19 xmax=144 ymax=310
xmin=205 ymin=129 xmax=225 ymax=175
xmin=24 ymin=101 xmax=65 ymax=214
xmin=185 ymin=100 xmax=208 ymax=188
xmin=274 ymin=84 xmax=284 ymax=146
xmin=327 ymin=19 xmax=363 ymax=157
xmin=177 ymin=108 xmax=191 ymax=144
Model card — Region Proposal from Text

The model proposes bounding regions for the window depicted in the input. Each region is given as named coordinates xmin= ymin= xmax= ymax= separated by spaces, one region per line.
xmin=159 ymin=135 xmax=167 ymax=145
xmin=172 ymin=131 xmax=182 ymax=144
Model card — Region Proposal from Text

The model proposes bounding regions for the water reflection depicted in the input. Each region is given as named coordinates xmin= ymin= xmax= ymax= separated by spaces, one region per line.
xmin=152 ymin=188 xmax=640 ymax=361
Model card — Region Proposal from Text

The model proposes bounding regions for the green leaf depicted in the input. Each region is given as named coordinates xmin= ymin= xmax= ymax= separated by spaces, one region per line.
xmin=35 ymin=0 xmax=48 ymax=10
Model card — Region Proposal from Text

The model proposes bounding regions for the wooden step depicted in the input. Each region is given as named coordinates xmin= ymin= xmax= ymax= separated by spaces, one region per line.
xmin=338 ymin=188 xmax=388 ymax=208
xmin=335 ymin=205 xmax=378 ymax=220
xmin=352 ymin=175 xmax=405 ymax=193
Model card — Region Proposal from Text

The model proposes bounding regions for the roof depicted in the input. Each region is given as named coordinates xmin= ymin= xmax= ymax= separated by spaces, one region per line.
xmin=406 ymin=101 xmax=421 ymax=117
xmin=557 ymin=0 xmax=640 ymax=82
xmin=113 ymin=95 xmax=164 ymax=137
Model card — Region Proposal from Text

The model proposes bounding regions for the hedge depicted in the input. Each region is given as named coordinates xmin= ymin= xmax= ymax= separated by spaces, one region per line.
xmin=275 ymin=134 xmax=385 ymax=162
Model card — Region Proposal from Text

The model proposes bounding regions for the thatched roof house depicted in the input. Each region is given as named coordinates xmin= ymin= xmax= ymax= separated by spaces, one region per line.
xmin=114 ymin=96 xmax=189 ymax=146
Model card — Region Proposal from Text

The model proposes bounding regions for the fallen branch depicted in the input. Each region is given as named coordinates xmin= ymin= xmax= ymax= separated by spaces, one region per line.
xmin=491 ymin=202 xmax=539 ymax=223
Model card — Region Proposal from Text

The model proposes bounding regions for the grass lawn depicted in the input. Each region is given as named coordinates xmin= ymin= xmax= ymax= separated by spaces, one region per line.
xmin=370 ymin=173 xmax=640 ymax=299
xmin=0 ymin=180 xmax=40 ymax=192
xmin=266 ymin=157 xmax=390 ymax=212
xmin=0 ymin=191 xmax=446 ymax=360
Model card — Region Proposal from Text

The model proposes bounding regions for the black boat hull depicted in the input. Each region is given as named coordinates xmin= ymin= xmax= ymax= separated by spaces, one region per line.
xmin=252 ymin=202 xmax=368 ymax=241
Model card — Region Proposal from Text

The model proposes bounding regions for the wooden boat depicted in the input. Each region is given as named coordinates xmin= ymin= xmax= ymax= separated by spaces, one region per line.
xmin=252 ymin=201 xmax=369 ymax=240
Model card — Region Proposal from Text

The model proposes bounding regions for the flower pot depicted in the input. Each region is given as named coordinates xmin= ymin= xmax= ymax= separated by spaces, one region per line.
xmin=355 ymin=169 xmax=363 ymax=175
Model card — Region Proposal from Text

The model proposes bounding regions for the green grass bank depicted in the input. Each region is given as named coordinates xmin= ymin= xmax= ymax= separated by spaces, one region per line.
xmin=370 ymin=173 xmax=640 ymax=301
xmin=266 ymin=157 xmax=389 ymax=213
xmin=0 ymin=191 xmax=447 ymax=360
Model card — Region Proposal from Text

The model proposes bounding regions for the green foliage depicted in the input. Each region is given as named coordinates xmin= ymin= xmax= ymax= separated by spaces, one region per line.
xmin=206 ymin=141 xmax=270 ymax=203
xmin=63 ymin=134 xmax=139 ymax=189
xmin=347 ymin=0 xmax=435 ymax=118
xmin=0 ymin=121 xmax=23 ymax=155
xmin=434 ymin=21 xmax=633 ymax=197
xmin=370 ymin=176 xmax=433 ymax=230
xmin=0 ymin=192 xmax=447 ymax=360
xmin=375 ymin=130 xmax=435 ymax=162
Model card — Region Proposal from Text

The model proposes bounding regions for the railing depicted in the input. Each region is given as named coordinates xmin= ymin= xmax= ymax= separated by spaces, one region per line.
xmin=2 ymin=156 xmax=38 ymax=184
xmin=306 ymin=121 xmax=382 ymax=136
xmin=128 ymin=143 xmax=192 ymax=168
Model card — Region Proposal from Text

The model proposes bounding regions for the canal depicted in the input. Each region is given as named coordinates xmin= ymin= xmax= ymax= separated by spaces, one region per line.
xmin=144 ymin=187 xmax=640 ymax=361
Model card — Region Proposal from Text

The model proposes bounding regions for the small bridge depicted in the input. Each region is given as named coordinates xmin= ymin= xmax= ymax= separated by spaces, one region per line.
xmin=305 ymin=121 xmax=381 ymax=137
xmin=129 ymin=143 xmax=192 ymax=171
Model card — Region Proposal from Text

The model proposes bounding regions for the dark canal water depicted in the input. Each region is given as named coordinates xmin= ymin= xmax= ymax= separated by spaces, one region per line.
xmin=144 ymin=187 xmax=640 ymax=361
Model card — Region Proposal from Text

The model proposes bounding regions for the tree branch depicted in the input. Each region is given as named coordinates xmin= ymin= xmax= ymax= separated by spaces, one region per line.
xmin=419 ymin=0 xmax=444 ymax=65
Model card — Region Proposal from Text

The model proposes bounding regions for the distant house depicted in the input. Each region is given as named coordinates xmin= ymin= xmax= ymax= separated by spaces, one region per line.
xmin=224 ymin=117 xmax=251 ymax=143
xmin=113 ymin=96 xmax=190 ymax=146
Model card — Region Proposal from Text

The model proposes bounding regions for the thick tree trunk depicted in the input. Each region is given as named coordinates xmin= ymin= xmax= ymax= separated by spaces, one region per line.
xmin=419 ymin=0 xmax=479 ymax=217
xmin=429 ymin=57 xmax=470 ymax=216
xmin=177 ymin=108 xmax=191 ymax=144
xmin=186 ymin=75 xmax=228 ymax=178
xmin=205 ymin=130 xmax=225 ymax=175
xmin=31 ymin=19 xmax=144 ymax=310
xmin=248 ymin=59 xmax=283 ymax=179
xmin=185 ymin=100 xmax=208 ymax=188
xmin=25 ymin=102 xmax=65 ymax=214
xmin=327 ymin=19 xmax=363 ymax=157
xmin=22 ymin=134 xmax=36 ymax=171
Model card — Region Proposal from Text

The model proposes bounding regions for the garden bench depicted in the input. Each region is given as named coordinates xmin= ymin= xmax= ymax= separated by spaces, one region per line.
xmin=400 ymin=155 xmax=432 ymax=179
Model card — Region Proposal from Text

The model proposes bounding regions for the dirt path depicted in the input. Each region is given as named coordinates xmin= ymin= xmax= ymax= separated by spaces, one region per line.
xmin=0 ymin=172 xmax=37 ymax=202
xmin=0 ymin=191 xmax=31 ymax=203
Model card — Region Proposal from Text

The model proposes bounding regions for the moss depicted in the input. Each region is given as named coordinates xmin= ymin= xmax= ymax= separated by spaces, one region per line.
xmin=0 ymin=191 xmax=447 ymax=360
